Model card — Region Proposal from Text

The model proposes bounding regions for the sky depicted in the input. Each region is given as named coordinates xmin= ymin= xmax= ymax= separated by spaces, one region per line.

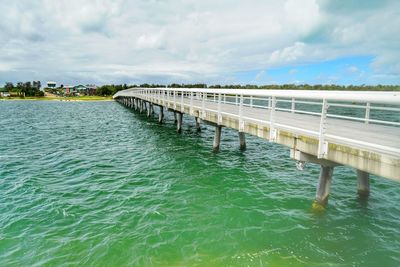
xmin=0 ymin=0 xmax=399 ymax=86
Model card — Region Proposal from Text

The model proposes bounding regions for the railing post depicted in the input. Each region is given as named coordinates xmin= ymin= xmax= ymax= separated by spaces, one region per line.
xmin=317 ymin=99 xmax=329 ymax=159
xmin=269 ymin=96 xmax=277 ymax=142
xmin=291 ymin=97 xmax=295 ymax=113
xmin=239 ymin=94 xmax=244 ymax=132
xmin=173 ymin=90 xmax=177 ymax=109
xmin=235 ymin=94 xmax=238 ymax=106
xmin=250 ymin=95 xmax=253 ymax=108
xmin=218 ymin=93 xmax=222 ymax=125
xmin=268 ymin=96 xmax=271 ymax=109
xmin=365 ymin=102 xmax=370 ymax=124
xmin=190 ymin=92 xmax=194 ymax=115
xmin=202 ymin=92 xmax=206 ymax=119
xmin=167 ymin=90 xmax=170 ymax=108
xmin=223 ymin=94 xmax=226 ymax=104
xmin=181 ymin=90 xmax=184 ymax=112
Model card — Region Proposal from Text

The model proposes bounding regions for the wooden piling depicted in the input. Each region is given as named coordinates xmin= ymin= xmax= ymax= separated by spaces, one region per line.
xmin=177 ymin=112 xmax=183 ymax=133
xmin=195 ymin=117 xmax=201 ymax=131
xmin=357 ymin=170 xmax=370 ymax=197
xmin=314 ymin=165 xmax=334 ymax=207
xmin=239 ymin=132 xmax=246 ymax=151
xmin=158 ymin=106 xmax=164 ymax=123
xmin=213 ymin=126 xmax=222 ymax=152
xmin=147 ymin=103 xmax=151 ymax=117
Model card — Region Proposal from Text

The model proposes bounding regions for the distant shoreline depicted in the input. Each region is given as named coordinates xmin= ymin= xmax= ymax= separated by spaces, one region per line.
xmin=0 ymin=96 xmax=113 ymax=101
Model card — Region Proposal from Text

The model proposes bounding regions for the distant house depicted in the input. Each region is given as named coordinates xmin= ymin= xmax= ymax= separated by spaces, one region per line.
xmin=85 ymin=84 xmax=97 ymax=96
xmin=0 ymin=88 xmax=10 ymax=97
xmin=74 ymin=85 xmax=87 ymax=95
xmin=63 ymin=85 xmax=75 ymax=96
xmin=47 ymin=81 xmax=57 ymax=88
xmin=63 ymin=84 xmax=97 ymax=96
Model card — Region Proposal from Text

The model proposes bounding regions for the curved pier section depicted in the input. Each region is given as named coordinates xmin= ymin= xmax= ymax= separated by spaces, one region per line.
xmin=114 ymin=88 xmax=400 ymax=207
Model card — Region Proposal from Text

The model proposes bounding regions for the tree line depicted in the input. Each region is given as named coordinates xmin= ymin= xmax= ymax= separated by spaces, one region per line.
xmin=3 ymin=82 xmax=399 ymax=97
xmin=3 ymin=81 xmax=44 ymax=97
xmin=95 ymin=83 xmax=400 ymax=96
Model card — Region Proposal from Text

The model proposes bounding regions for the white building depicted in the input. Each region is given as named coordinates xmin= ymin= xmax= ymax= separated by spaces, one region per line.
xmin=47 ymin=81 xmax=57 ymax=88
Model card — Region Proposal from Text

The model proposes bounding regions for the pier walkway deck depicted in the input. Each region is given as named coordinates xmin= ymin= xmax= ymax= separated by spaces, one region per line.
xmin=114 ymin=88 xmax=400 ymax=207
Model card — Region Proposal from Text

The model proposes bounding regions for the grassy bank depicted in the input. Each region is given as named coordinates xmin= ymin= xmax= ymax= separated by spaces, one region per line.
xmin=0 ymin=96 xmax=113 ymax=101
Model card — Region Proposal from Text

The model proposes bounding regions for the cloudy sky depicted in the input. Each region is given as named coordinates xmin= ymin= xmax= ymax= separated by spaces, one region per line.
xmin=0 ymin=0 xmax=399 ymax=86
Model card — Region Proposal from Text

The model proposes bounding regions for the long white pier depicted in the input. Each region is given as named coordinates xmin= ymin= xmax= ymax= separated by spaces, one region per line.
xmin=114 ymin=88 xmax=400 ymax=208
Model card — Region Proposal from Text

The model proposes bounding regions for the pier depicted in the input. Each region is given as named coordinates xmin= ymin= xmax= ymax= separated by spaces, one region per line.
xmin=114 ymin=88 xmax=400 ymax=207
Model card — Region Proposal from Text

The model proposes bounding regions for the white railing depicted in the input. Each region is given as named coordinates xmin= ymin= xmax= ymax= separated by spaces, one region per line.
xmin=114 ymin=88 xmax=400 ymax=157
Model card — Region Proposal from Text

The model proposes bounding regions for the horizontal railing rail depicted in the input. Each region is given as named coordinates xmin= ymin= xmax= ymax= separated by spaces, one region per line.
xmin=114 ymin=88 xmax=400 ymax=158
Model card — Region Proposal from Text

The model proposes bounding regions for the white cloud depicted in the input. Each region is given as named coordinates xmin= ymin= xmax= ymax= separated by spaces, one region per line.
xmin=255 ymin=70 xmax=266 ymax=81
xmin=136 ymin=31 xmax=165 ymax=49
xmin=347 ymin=66 xmax=359 ymax=73
xmin=269 ymin=42 xmax=306 ymax=64
xmin=0 ymin=0 xmax=399 ymax=85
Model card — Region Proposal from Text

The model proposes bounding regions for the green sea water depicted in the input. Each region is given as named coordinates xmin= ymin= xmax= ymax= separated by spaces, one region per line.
xmin=0 ymin=100 xmax=399 ymax=266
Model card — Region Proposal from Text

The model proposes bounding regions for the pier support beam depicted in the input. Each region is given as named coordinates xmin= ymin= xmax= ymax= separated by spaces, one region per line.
xmin=239 ymin=132 xmax=246 ymax=151
xmin=314 ymin=165 xmax=334 ymax=207
xmin=158 ymin=106 xmax=164 ymax=123
xmin=213 ymin=126 xmax=222 ymax=152
xmin=357 ymin=170 xmax=370 ymax=197
xmin=176 ymin=112 xmax=183 ymax=133
xmin=174 ymin=112 xmax=178 ymax=124
xmin=195 ymin=117 xmax=201 ymax=131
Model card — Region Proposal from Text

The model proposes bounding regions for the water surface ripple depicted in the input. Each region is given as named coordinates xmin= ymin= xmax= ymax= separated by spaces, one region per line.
xmin=0 ymin=101 xmax=399 ymax=266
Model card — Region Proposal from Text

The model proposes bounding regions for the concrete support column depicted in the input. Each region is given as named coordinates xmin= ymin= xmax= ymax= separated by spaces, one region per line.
xmin=158 ymin=106 xmax=164 ymax=123
xmin=147 ymin=103 xmax=151 ymax=117
xmin=239 ymin=132 xmax=246 ymax=151
xmin=213 ymin=126 xmax=222 ymax=152
xmin=357 ymin=170 xmax=370 ymax=197
xmin=139 ymin=100 xmax=143 ymax=113
xmin=176 ymin=112 xmax=183 ymax=133
xmin=174 ymin=112 xmax=178 ymax=124
xmin=195 ymin=117 xmax=201 ymax=131
xmin=314 ymin=165 xmax=334 ymax=207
